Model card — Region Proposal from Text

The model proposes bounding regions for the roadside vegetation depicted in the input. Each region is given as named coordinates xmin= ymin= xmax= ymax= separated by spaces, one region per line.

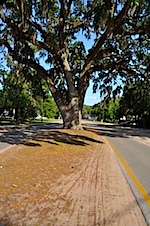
xmin=83 ymin=79 xmax=150 ymax=128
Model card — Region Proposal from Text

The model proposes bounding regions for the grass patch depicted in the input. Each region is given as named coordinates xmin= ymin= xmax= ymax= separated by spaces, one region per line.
xmin=0 ymin=118 xmax=15 ymax=125
xmin=29 ymin=118 xmax=62 ymax=123
xmin=0 ymin=117 xmax=61 ymax=126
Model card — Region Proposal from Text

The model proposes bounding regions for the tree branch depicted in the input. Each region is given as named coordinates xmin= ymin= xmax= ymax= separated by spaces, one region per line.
xmin=89 ymin=57 xmax=129 ymax=74
xmin=59 ymin=0 xmax=67 ymax=50
xmin=125 ymin=24 xmax=150 ymax=36
xmin=25 ymin=58 xmax=67 ymax=107
xmin=0 ymin=13 xmax=63 ymax=65
xmin=1 ymin=12 xmax=61 ymax=52
xmin=65 ymin=21 xmax=89 ymax=31
xmin=67 ymin=0 xmax=73 ymax=12
xmin=80 ymin=0 xmax=132 ymax=79
xmin=26 ymin=18 xmax=47 ymax=39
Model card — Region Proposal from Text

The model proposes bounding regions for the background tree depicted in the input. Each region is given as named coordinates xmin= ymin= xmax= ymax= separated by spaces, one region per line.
xmin=120 ymin=79 xmax=150 ymax=127
xmin=106 ymin=98 xmax=121 ymax=122
xmin=82 ymin=105 xmax=93 ymax=119
xmin=0 ymin=68 xmax=38 ymax=120
xmin=35 ymin=82 xmax=59 ymax=120
xmin=92 ymin=97 xmax=120 ymax=122
xmin=0 ymin=0 xmax=150 ymax=129
xmin=0 ymin=69 xmax=59 ymax=121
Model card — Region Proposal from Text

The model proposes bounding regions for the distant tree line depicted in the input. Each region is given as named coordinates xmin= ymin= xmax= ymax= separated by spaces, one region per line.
xmin=83 ymin=97 xmax=120 ymax=123
xmin=83 ymin=79 xmax=150 ymax=128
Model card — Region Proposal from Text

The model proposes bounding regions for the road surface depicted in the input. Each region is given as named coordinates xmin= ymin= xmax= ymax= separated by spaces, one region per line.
xmin=86 ymin=123 xmax=150 ymax=226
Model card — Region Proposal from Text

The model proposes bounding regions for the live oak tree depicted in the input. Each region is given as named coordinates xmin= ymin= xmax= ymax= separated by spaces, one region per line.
xmin=0 ymin=0 xmax=150 ymax=129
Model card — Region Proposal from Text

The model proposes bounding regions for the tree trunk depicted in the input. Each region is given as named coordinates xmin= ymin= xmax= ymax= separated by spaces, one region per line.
xmin=60 ymin=97 xmax=83 ymax=130
xmin=14 ymin=107 xmax=19 ymax=121
xmin=47 ymin=70 xmax=89 ymax=130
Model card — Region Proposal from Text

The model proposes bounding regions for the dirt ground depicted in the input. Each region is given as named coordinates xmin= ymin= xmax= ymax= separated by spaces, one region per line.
xmin=0 ymin=128 xmax=147 ymax=226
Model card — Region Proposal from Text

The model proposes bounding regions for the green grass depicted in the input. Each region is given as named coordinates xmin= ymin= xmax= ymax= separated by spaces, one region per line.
xmin=0 ymin=118 xmax=15 ymax=125
xmin=0 ymin=117 xmax=62 ymax=126
xmin=30 ymin=118 xmax=62 ymax=123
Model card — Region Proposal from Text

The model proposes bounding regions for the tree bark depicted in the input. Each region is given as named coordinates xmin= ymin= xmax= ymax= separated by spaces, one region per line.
xmin=47 ymin=67 xmax=85 ymax=130
xmin=60 ymin=96 xmax=83 ymax=130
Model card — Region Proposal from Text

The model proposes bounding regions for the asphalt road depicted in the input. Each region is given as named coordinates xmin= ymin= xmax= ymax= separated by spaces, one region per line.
xmin=86 ymin=123 xmax=150 ymax=226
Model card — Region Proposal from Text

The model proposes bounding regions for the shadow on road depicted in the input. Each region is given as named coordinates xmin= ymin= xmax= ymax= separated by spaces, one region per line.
xmin=84 ymin=123 xmax=150 ymax=140
xmin=1 ymin=121 xmax=149 ymax=148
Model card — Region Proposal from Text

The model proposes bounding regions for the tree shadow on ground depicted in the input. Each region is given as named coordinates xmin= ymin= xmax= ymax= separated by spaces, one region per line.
xmin=32 ymin=130 xmax=103 ymax=146
xmin=0 ymin=123 xmax=62 ymax=146
xmin=0 ymin=221 xmax=8 ymax=226
xmin=0 ymin=123 xmax=103 ymax=147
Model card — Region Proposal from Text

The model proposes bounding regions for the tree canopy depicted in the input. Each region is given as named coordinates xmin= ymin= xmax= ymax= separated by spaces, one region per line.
xmin=0 ymin=0 xmax=150 ymax=129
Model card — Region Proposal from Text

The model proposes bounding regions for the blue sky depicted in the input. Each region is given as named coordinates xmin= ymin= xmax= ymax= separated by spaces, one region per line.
xmin=84 ymin=85 xmax=101 ymax=105
xmin=75 ymin=32 xmax=101 ymax=106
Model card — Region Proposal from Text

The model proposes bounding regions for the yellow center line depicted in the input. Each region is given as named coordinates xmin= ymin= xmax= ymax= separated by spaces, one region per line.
xmin=105 ymin=136 xmax=150 ymax=206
